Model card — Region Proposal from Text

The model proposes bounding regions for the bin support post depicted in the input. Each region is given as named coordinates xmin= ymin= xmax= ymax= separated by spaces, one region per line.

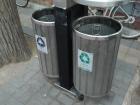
xmin=54 ymin=4 xmax=88 ymax=90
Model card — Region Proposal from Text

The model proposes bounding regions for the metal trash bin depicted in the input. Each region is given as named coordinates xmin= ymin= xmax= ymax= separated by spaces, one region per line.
xmin=73 ymin=16 xmax=122 ymax=97
xmin=32 ymin=8 xmax=59 ymax=78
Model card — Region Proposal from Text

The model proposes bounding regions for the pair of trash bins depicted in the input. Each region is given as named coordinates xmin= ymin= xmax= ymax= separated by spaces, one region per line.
xmin=32 ymin=8 xmax=122 ymax=97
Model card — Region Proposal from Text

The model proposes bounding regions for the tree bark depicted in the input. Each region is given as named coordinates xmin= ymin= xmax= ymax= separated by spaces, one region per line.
xmin=0 ymin=0 xmax=31 ymax=67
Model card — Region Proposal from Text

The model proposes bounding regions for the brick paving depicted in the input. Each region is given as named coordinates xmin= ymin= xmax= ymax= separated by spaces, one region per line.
xmin=0 ymin=37 xmax=139 ymax=105
xmin=0 ymin=2 xmax=139 ymax=105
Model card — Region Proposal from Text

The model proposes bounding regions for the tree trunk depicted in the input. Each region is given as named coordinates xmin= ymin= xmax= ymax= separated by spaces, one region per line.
xmin=0 ymin=0 xmax=31 ymax=67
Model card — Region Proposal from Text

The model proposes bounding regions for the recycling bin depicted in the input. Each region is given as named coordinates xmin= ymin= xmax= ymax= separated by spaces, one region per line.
xmin=32 ymin=8 xmax=59 ymax=78
xmin=73 ymin=16 xmax=122 ymax=97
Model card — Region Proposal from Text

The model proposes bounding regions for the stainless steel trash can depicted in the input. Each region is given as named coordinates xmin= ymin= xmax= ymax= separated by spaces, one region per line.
xmin=32 ymin=8 xmax=59 ymax=78
xmin=73 ymin=16 xmax=122 ymax=97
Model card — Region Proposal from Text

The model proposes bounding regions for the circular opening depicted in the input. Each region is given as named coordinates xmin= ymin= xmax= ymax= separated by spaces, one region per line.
xmin=73 ymin=16 xmax=122 ymax=36
xmin=32 ymin=8 xmax=54 ymax=22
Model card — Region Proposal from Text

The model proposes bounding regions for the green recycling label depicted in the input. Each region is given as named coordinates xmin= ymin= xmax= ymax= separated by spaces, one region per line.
xmin=78 ymin=49 xmax=93 ymax=72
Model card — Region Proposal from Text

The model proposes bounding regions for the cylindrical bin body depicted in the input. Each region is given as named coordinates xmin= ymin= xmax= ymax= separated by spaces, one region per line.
xmin=32 ymin=8 xmax=59 ymax=78
xmin=73 ymin=16 xmax=122 ymax=97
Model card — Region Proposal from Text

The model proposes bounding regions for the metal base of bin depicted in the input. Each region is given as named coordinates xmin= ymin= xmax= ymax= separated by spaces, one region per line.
xmin=54 ymin=83 xmax=84 ymax=101
xmin=54 ymin=5 xmax=88 ymax=90
xmin=45 ymin=77 xmax=84 ymax=101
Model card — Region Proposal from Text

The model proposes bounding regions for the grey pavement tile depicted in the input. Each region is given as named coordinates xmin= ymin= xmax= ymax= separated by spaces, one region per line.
xmin=50 ymin=100 xmax=61 ymax=105
xmin=118 ymin=60 xmax=136 ymax=75
xmin=60 ymin=90 xmax=76 ymax=101
xmin=131 ymin=40 xmax=140 ymax=50
xmin=6 ymin=77 xmax=27 ymax=89
xmin=111 ymin=95 xmax=124 ymax=105
xmin=26 ymin=97 xmax=45 ymax=105
xmin=5 ymin=98 xmax=24 ymax=105
xmin=117 ymin=45 xmax=129 ymax=61
xmin=73 ymin=102 xmax=83 ymax=105
xmin=3 ymin=62 xmax=40 ymax=90
xmin=57 ymin=93 xmax=74 ymax=105
xmin=120 ymin=39 xmax=134 ymax=47
xmin=28 ymin=89 xmax=54 ymax=105
xmin=48 ymin=87 xmax=60 ymax=98
xmin=113 ymin=63 xmax=135 ymax=92
xmin=18 ymin=6 xmax=35 ymax=16
xmin=111 ymin=86 xmax=126 ymax=97
xmin=0 ymin=82 xmax=18 ymax=95
xmin=87 ymin=102 xmax=103 ymax=105
xmin=119 ymin=45 xmax=129 ymax=54
xmin=37 ymin=95 xmax=53 ymax=105
xmin=26 ymin=80 xmax=54 ymax=105
xmin=35 ymin=82 xmax=52 ymax=98
xmin=112 ymin=78 xmax=130 ymax=91
xmin=115 ymin=59 xmax=123 ymax=69
xmin=82 ymin=92 xmax=114 ymax=105
xmin=22 ymin=26 xmax=34 ymax=36
xmin=114 ymin=68 xmax=133 ymax=85
xmin=117 ymin=52 xmax=126 ymax=61
xmin=84 ymin=97 xmax=104 ymax=105
xmin=0 ymin=89 xmax=12 ymax=104
xmin=21 ymin=70 xmax=40 ymax=85
xmin=127 ymin=47 xmax=140 ymax=58
xmin=72 ymin=99 xmax=82 ymax=105
xmin=26 ymin=71 xmax=48 ymax=90
xmin=119 ymin=64 xmax=137 ymax=77
xmin=124 ymin=54 xmax=139 ymax=66
xmin=19 ymin=14 xmax=32 ymax=27
xmin=99 ymin=92 xmax=115 ymax=105
xmin=13 ymin=83 xmax=40 ymax=104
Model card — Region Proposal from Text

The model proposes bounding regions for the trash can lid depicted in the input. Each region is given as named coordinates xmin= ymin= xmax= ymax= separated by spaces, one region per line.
xmin=73 ymin=0 xmax=130 ymax=7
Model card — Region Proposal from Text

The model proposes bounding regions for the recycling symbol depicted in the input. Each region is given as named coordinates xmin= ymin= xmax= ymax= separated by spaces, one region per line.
xmin=37 ymin=37 xmax=45 ymax=48
xmin=80 ymin=52 xmax=90 ymax=64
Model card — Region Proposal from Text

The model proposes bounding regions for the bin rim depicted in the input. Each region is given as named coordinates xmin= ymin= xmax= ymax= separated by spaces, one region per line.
xmin=32 ymin=8 xmax=55 ymax=26
xmin=73 ymin=0 xmax=130 ymax=7
xmin=73 ymin=16 xmax=123 ymax=40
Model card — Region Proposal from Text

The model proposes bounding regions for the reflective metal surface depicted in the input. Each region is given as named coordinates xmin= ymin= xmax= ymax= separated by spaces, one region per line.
xmin=53 ymin=0 xmax=75 ymax=9
xmin=74 ymin=0 xmax=130 ymax=7
xmin=73 ymin=16 xmax=122 ymax=97
xmin=32 ymin=8 xmax=59 ymax=78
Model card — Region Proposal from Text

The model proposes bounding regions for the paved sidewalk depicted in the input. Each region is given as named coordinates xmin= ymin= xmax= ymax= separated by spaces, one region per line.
xmin=0 ymin=38 xmax=139 ymax=105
